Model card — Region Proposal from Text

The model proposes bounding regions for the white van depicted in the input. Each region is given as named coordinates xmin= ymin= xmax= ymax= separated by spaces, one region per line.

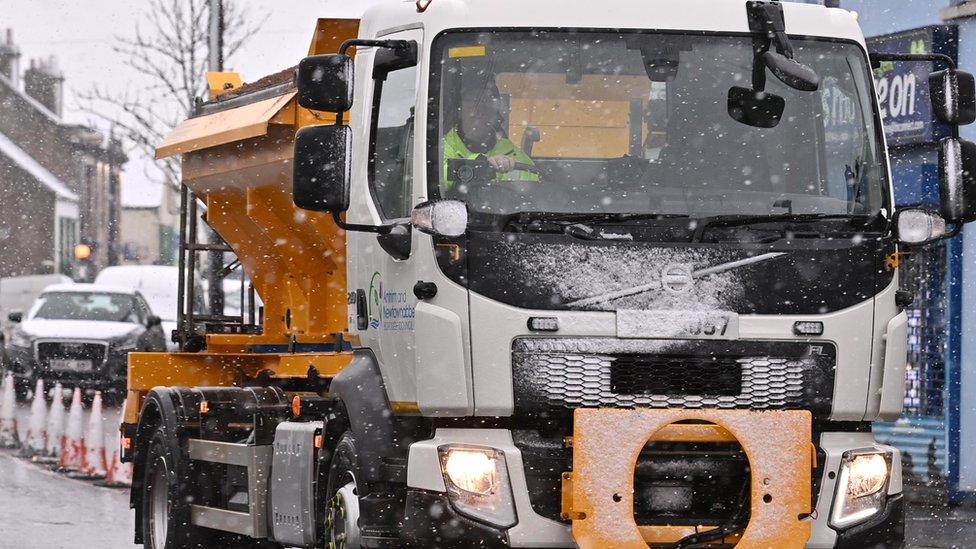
xmin=95 ymin=266 xmax=199 ymax=351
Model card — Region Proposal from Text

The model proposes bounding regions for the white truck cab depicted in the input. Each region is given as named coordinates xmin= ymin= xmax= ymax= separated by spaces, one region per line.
xmin=292 ymin=1 xmax=976 ymax=546
xmin=132 ymin=1 xmax=976 ymax=547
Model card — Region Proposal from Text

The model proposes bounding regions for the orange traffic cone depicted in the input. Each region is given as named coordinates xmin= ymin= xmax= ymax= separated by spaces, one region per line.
xmin=99 ymin=405 xmax=132 ymax=488
xmin=0 ymin=373 xmax=20 ymax=449
xmin=81 ymin=391 xmax=107 ymax=479
xmin=59 ymin=388 xmax=85 ymax=472
xmin=22 ymin=378 xmax=47 ymax=457
xmin=43 ymin=383 xmax=66 ymax=463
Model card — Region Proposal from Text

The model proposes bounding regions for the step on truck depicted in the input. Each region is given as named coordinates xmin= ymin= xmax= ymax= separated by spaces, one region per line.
xmin=122 ymin=1 xmax=976 ymax=547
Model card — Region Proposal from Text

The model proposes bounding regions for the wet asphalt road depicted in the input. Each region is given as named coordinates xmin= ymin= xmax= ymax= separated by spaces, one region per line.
xmin=0 ymin=450 xmax=134 ymax=548
xmin=0 ymin=400 xmax=133 ymax=548
xmin=2 ymin=402 xmax=976 ymax=548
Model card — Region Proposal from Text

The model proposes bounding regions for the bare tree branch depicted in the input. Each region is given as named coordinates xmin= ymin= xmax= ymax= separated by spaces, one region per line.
xmin=75 ymin=0 xmax=267 ymax=188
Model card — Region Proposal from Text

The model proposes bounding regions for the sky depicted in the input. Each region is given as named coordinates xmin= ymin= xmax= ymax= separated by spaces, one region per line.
xmin=0 ymin=0 xmax=387 ymax=206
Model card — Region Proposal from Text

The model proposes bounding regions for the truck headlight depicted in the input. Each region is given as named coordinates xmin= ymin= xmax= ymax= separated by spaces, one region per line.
xmin=830 ymin=449 xmax=892 ymax=529
xmin=438 ymin=446 xmax=517 ymax=528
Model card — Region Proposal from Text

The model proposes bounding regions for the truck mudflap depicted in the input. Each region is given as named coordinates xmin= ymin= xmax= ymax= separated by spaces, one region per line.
xmin=561 ymin=408 xmax=814 ymax=548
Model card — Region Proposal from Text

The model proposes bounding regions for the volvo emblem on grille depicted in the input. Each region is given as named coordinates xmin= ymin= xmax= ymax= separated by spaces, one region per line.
xmin=661 ymin=264 xmax=694 ymax=294
xmin=62 ymin=343 xmax=85 ymax=352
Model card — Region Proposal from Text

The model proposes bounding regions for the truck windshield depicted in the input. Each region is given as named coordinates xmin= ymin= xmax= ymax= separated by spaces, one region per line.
xmin=429 ymin=31 xmax=886 ymax=222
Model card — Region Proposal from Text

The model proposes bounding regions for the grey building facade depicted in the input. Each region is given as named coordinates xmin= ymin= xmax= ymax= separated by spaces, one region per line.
xmin=0 ymin=28 xmax=126 ymax=278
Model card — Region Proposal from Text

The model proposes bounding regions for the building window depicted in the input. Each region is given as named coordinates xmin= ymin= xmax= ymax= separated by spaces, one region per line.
xmin=159 ymin=225 xmax=176 ymax=265
xmin=58 ymin=216 xmax=77 ymax=275
xmin=899 ymin=243 xmax=947 ymax=418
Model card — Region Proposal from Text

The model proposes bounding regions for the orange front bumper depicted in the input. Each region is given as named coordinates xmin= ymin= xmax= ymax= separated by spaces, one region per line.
xmin=562 ymin=408 xmax=814 ymax=548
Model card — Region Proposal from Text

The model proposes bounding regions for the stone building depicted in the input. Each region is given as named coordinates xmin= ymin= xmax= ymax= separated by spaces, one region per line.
xmin=0 ymin=28 xmax=126 ymax=278
xmin=121 ymin=181 xmax=179 ymax=266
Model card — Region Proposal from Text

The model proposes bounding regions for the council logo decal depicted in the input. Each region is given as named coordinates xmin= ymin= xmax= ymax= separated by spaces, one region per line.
xmin=367 ymin=271 xmax=416 ymax=332
xmin=368 ymin=272 xmax=383 ymax=329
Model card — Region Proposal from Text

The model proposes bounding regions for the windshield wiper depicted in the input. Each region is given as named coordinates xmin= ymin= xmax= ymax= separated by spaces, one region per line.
xmin=502 ymin=216 xmax=634 ymax=241
xmin=504 ymin=211 xmax=686 ymax=227
xmin=564 ymin=223 xmax=634 ymax=241
xmin=503 ymin=212 xmax=688 ymax=240
xmin=690 ymin=213 xmax=876 ymax=242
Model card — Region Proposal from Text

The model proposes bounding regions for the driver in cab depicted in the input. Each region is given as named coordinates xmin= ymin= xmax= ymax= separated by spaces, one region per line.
xmin=443 ymin=79 xmax=538 ymax=188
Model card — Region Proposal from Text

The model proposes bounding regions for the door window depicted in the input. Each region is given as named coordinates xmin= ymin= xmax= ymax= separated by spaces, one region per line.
xmin=369 ymin=60 xmax=419 ymax=219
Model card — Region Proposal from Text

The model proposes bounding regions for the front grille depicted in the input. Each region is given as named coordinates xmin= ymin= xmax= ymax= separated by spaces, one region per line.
xmin=513 ymin=338 xmax=835 ymax=417
xmin=36 ymin=341 xmax=107 ymax=370
xmin=611 ymin=355 xmax=743 ymax=397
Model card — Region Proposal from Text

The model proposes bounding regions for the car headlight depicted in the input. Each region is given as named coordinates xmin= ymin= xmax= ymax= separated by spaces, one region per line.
xmin=113 ymin=330 xmax=141 ymax=351
xmin=9 ymin=328 xmax=32 ymax=348
xmin=438 ymin=446 xmax=517 ymax=528
xmin=830 ymin=449 xmax=892 ymax=529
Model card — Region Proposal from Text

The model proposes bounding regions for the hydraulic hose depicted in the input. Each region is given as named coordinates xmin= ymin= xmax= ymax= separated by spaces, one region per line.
xmin=668 ymin=481 xmax=751 ymax=549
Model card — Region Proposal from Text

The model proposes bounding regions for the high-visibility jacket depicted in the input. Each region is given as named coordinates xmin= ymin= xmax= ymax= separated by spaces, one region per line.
xmin=442 ymin=128 xmax=538 ymax=188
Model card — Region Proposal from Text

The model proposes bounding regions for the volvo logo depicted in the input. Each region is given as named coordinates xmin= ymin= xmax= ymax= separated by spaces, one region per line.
xmin=661 ymin=264 xmax=694 ymax=294
xmin=62 ymin=343 xmax=85 ymax=353
xmin=568 ymin=253 xmax=788 ymax=308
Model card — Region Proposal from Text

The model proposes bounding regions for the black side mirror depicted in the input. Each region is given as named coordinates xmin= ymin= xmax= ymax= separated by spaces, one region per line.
xmin=7 ymin=312 xmax=22 ymax=323
xmin=293 ymin=125 xmax=352 ymax=213
xmin=373 ymin=41 xmax=418 ymax=80
xmin=938 ymin=138 xmax=976 ymax=223
xmin=930 ymin=69 xmax=976 ymax=126
xmin=763 ymin=51 xmax=820 ymax=92
xmin=728 ymin=87 xmax=785 ymax=129
xmin=146 ymin=315 xmax=162 ymax=328
xmin=297 ymin=54 xmax=354 ymax=112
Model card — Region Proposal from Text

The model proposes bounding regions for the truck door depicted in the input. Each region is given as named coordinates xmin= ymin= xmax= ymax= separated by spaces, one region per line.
xmin=350 ymin=29 xmax=424 ymax=406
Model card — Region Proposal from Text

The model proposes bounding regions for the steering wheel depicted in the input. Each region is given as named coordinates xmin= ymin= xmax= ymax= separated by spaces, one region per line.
xmin=447 ymin=158 xmax=540 ymax=186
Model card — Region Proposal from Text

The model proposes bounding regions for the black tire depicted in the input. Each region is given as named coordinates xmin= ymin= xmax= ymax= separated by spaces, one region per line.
xmin=141 ymin=428 xmax=212 ymax=549
xmin=323 ymin=432 xmax=363 ymax=549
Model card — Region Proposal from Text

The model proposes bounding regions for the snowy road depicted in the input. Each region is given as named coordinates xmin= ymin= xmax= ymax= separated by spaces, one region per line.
xmin=1 ymin=402 xmax=975 ymax=548
xmin=0 ymin=400 xmax=134 ymax=548
xmin=0 ymin=450 xmax=134 ymax=548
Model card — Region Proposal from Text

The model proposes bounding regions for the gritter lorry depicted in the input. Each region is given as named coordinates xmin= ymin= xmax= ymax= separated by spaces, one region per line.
xmin=122 ymin=1 xmax=976 ymax=547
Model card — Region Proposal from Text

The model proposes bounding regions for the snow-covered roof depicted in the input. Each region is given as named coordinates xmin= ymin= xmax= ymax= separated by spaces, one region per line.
xmin=0 ymin=129 xmax=77 ymax=201
xmin=42 ymin=283 xmax=139 ymax=295
xmin=0 ymin=72 xmax=61 ymax=123
xmin=121 ymin=178 xmax=163 ymax=208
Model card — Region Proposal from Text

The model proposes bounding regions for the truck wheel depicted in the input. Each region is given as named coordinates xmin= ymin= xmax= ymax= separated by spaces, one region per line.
xmin=324 ymin=433 xmax=362 ymax=549
xmin=142 ymin=429 xmax=211 ymax=548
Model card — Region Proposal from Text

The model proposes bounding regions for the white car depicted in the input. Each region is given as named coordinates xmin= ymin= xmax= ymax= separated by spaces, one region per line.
xmin=3 ymin=284 xmax=166 ymax=402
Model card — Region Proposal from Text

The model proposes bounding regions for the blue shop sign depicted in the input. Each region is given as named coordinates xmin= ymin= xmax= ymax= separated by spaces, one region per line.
xmin=867 ymin=25 xmax=958 ymax=147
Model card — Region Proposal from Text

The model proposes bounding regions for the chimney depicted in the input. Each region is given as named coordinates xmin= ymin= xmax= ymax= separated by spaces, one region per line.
xmin=23 ymin=55 xmax=64 ymax=117
xmin=0 ymin=29 xmax=21 ymax=86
